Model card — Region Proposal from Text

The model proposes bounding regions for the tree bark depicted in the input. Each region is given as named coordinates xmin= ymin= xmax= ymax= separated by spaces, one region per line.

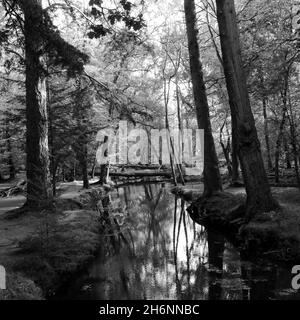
xmin=216 ymin=0 xmax=278 ymax=218
xmin=80 ymin=144 xmax=89 ymax=189
xmin=283 ymin=135 xmax=292 ymax=169
xmin=23 ymin=0 xmax=52 ymax=208
xmin=258 ymin=71 xmax=272 ymax=171
xmin=220 ymin=119 xmax=232 ymax=177
xmin=262 ymin=96 xmax=273 ymax=171
xmin=74 ymin=77 xmax=90 ymax=189
xmin=5 ymin=120 xmax=16 ymax=180
xmin=231 ymin=125 xmax=240 ymax=184
xmin=274 ymin=87 xmax=288 ymax=183
xmin=47 ymin=79 xmax=57 ymax=196
xmin=287 ymin=96 xmax=300 ymax=188
xmin=184 ymin=0 xmax=222 ymax=196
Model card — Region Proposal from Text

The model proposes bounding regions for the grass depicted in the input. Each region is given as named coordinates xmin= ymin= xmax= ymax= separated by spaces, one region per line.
xmin=0 ymin=272 xmax=43 ymax=300
xmin=0 ymin=186 xmax=106 ymax=299
xmin=13 ymin=209 xmax=101 ymax=296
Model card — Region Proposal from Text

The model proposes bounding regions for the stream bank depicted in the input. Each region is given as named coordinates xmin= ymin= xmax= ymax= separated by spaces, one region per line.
xmin=51 ymin=183 xmax=300 ymax=300
xmin=0 ymin=184 xmax=109 ymax=300
xmin=173 ymin=185 xmax=300 ymax=263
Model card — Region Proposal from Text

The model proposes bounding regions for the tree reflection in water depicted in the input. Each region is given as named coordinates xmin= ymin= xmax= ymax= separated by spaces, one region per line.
xmin=55 ymin=183 xmax=300 ymax=301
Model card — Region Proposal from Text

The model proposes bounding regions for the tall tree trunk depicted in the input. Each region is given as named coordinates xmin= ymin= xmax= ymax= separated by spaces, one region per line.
xmin=162 ymin=56 xmax=178 ymax=187
xmin=289 ymin=118 xmax=300 ymax=187
xmin=216 ymin=0 xmax=278 ymax=218
xmin=262 ymin=96 xmax=273 ymax=171
xmin=47 ymin=79 xmax=57 ymax=196
xmin=184 ymin=0 xmax=222 ymax=196
xmin=5 ymin=120 xmax=16 ymax=180
xmin=283 ymin=135 xmax=292 ymax=169
xmin=287 ymin=96 xmax=300 ymax=188
xmin=175 ymin=77 xmax=185 ymax=185
xmin=220 ymin=119 xmax=232 ymax=177
xmin=80 ymin=144 xmax=89 ymax=189
xmin=274 ymin=87 xmax=288 ymax=183
xmin=74 ymin=78 xmax=90 ymax=189
xmin=23 ymin=0 xmax=52 ymax=208
xmin=98 ymin=135 xmax=109 ymax=185
xmin=231 ymin=126 xmax=240 ymax=184
xmin=206 ymin=4 xmax=240 ymax=185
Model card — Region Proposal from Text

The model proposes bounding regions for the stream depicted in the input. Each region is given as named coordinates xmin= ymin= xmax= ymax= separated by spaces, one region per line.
xmin=54 ymin=183 xmax=300 ymax=300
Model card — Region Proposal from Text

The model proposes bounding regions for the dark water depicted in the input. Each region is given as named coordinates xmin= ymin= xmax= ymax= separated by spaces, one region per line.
xmin=56 ymin=183 xmax=300 ymax=300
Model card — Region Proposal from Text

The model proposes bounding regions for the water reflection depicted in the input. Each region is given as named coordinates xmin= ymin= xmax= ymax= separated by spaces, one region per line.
xmin=56 ymin=183 xmax=300 ymax=300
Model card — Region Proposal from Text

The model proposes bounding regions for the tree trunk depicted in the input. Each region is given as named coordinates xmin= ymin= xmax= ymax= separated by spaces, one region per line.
xmin=5 ymin=120 xmax=16 ymax=180
xmin=287 ymin=97 xmax=300 ymax=188
xmin=274 ymin=89 xmax=288 ymax=183
xmin=74 ymin=77 xmax=90 ymax=189
xmin=184 ymin=0 xmax=222 ymax=196
xmin=206 ymin=4 xmax=240 ymax=185
xmin=99 ymin=164 xmax=109 ymax=184
xmin=231 ymin=125 xmax=240 ymax=184
xmin=262 ymin=97 xmax=273 ymax=171
xmin=47 ymin=79 xmax=57 ymax=196
xmin=216 ymin=0 xmax=278 ymax=218
xmin=283 ymin=135 xmax=292 ymax=169
xmin=259 ymin=71 xmax=273 ymax=172
xmin=98 ymin=135 xmax=109 ymax=185
xmin=220 ymin=120 xmax=232 ymax=177
xmin=80 ymin=144 xmax=89 ymax=189
xmin=289 ymin=119 xmax=300 ymax=187
xmin=163 ymin=76 xmax=178 ymax=187
xmin=23 ymin=0 xmax=52 ymax=208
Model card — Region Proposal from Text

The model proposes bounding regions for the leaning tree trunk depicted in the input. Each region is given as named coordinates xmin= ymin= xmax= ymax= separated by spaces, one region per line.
xmin=184 ymin=0 xmax=222 ymax=196
xmin=23 ymin=0 xmax=52 ymax=208
xmin=216 ymin=0 xmax=278 ymax=218
xmin=231 ymin=126 xmax=240 ymax=184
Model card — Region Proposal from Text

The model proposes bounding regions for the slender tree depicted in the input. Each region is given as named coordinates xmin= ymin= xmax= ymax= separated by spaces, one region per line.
xmin=184 ymin=0 xmax=223 ymax=196
xmin=215 ymin=0 xmax=278 ymax=218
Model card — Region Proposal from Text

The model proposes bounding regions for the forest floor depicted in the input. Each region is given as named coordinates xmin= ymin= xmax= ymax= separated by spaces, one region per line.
xmin=0 ymin=179 xmax=106 ymax=300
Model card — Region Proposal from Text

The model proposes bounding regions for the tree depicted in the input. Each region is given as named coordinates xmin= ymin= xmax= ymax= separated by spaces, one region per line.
xmin=3 ymin=0 xmax=89 ymax=208
xmin=22 ymin=0 xmax=51 ymax=208
xmin=215 ymin=0 xmax=278 ymax=218
xmin=184 ymin=0 xmax=222 ymax=196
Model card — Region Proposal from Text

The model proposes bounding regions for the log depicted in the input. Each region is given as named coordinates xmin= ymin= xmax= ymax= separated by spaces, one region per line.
xmin=109 ymin=171 xmax=172 ymax=178
xmin=110 ymin=164 xmax=164 ymax=170
xmin=0 ymin=180 xmax=26 ymax=198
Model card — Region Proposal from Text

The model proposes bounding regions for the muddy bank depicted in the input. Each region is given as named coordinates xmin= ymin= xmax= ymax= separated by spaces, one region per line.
xmin=172 ymin=186 xmax=300 ymax=263
xmin=0 ymin=186 xmax=109 ymax=300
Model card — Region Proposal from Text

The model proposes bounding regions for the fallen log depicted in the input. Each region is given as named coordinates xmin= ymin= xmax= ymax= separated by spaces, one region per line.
xmin=0 ymin=180 xmax=26 ymax=198
xmin=109 ymin=171 xmax=172 ymax=178
xmin=110 ymin=164 xmax=164 ymax=170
